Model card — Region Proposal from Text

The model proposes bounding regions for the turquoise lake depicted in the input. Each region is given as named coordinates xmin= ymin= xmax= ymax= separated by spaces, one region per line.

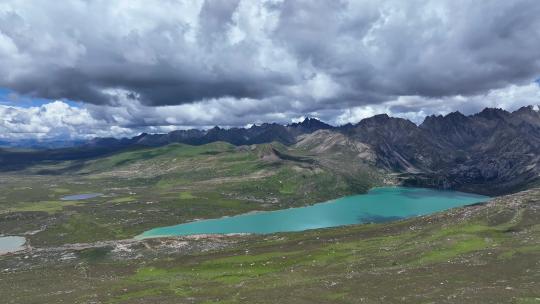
xmin=137 ymin=187 xmax=489 ymax=239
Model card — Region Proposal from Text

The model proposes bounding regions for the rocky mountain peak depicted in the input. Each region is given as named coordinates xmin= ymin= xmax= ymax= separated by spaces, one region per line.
xmin=514 ymin=105 xmax=540 ymax=116
xmin=420 ymin=111 xmax=469 ymax=129
xmin=288 ymin=117 xmax=332 ymax=131
xmin=357 ymin=114 xmax=416 ymax=130
xmin=369 ymin=113 xmax=390 ymax=121
xmin=475 ymin=107 xmax=510 ymax=120
xmin=133 ymin=133 xmax=149 ymax=140
xmin=445 ymin=111 xmax=467 ymax=120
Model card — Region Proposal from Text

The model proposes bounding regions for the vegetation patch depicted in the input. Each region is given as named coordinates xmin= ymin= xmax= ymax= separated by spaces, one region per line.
xmin=109 ymin=196 xmax=136 ymax=204
xmin=9 ymin=200 xmax=80 ymax=213
xmin=179 ymin=192 xmax=196 ymax=200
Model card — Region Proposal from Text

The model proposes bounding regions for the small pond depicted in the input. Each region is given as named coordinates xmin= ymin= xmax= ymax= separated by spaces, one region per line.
xmin=0 ymin=236 xmax=26 ymax=255
xmin=61 ymin=193 xmax=103 ymax=201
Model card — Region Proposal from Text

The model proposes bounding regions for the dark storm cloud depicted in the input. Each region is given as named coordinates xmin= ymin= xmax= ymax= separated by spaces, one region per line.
xmin=0 ymin=0 xmax=539 ymax=137
xmin=272 ymin=0 xmax=540 ymax=101
xmin=0 ymin=0 xmax=291 ymax=106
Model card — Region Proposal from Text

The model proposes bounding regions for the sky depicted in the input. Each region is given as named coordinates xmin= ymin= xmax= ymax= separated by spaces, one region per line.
xmin=0 ymin=0 xmax=539 ymax=140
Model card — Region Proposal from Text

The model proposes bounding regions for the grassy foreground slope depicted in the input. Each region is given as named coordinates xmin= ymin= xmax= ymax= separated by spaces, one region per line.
xmin=0 ymin=142 xmax=381 ymax=245
xmin=1 ymin=187 xmax=538 ymax=303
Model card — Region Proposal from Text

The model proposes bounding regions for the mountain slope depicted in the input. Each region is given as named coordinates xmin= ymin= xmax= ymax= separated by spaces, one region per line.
xmin=337 ymin=106 xmax=540 ymax=194
xmin=1 ymin=107 xmax=539 ymax=195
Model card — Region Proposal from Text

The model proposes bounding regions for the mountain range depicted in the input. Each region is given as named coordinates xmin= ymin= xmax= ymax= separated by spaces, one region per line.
xmin=2 ymin=106 xmax=540 ymax=194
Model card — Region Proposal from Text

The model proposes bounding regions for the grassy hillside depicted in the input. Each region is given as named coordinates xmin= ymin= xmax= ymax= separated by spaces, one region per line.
xmin=0 ymin=142 xmax=382 ymax=246
xmin=1 ymin=186 xmax=538 ymax=303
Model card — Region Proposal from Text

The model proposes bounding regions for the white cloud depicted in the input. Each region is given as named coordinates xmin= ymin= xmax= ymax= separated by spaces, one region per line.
xmin=332 ymin=82 xmax=540 ymax=125
xmin=0 ymin=101 xmax=131 ymax=140
xmin=1 ymin=81 xmax=539 ymax=140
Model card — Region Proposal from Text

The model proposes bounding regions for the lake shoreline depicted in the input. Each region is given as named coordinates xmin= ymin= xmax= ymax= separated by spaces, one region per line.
xmin=137 ymin=186 xmax=490 ymax=239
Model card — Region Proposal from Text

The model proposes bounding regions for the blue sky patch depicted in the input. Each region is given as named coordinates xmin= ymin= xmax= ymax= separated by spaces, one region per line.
xmin=0 ymin=87 xmax=80 ymax=108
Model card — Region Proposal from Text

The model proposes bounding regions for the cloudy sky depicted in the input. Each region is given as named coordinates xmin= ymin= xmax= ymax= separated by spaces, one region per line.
xmin=0 ymin=0 xmax=539 ymax=140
